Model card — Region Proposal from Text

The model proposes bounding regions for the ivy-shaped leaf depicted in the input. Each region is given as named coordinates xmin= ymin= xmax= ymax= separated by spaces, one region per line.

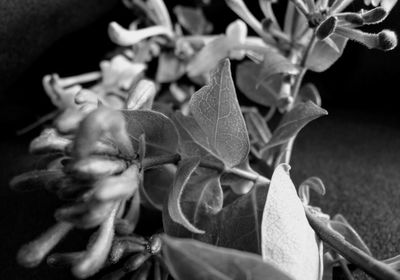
xmin=298 ymin=83 xmax=322 ymax=106
xmin=258 ymin=50 xmax=298 ymax=84
xmin=306 ymin=35 xmax=348 ymax=72
xmin=121 ymin=110 xmax=179 ymax=156
xmin=189 ymin=59 xmax=250 ymax=168
xmin=141 ymin=165 xmax=175 ymax=210
xmin=261 ymin=164 xmax=321 ymax=280
xmin=168 ymin=158 xmax=202 ymax=233
xmin=173 ymin=112 xmax=221 ymax=165
xmin=168 ymin=158 xmax=223 ymax=234
xmin=173 ymin=6 xmax=212 ymax=35
xmin=236 ymin=61 xmax=280 ymax=107
xmin=163 ymin=184 xmax=268 ymax=254
xmin=261 ymin=101 xmax=328 ymax=150
xmin=161 ymin=235 xmax=293 ymax=280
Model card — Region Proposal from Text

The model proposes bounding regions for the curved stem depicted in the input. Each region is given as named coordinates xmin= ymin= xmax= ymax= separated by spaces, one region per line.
xmin=278 ymin=32 xmax=317 ymax=166
xmin=306 ymin=209 xmax=400 ymax=280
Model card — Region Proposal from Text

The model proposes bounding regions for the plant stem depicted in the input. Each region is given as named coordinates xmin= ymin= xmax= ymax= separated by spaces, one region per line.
xmin=141 ymin=154 xmax=270 ymax=185
xmin=306 ymin=209 xmax=400 ymax=280
xmin=279 ymin=32 xmax=317 ymax=165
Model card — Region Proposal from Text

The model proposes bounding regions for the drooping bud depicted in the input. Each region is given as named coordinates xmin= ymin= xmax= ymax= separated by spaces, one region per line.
xmin=316 ymin=16 xmax=337 ymax=40
xmin=29 ymin=129 xmax=71 ymax=154
xmin=10 ymin=170 xmax=64 ymax=192
xmin=362 ymin=7 xmax=388 ymax=24
xmin=72 ymin=206 xmax=117 ymax=278
xmin=17 ymin=222 xmax=73 ymax=267
xmin=55 ymin=200 xmax=115 ymax=228
xmin=123 ymin=252 xmax=151 ymax=272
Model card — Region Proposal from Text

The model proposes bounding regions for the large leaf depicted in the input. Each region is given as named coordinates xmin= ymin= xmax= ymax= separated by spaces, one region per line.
xmin=163 ymin=184 xmax=269 ymax=254
xmin=121 ymin=110 xmax=179 ymax=156
xmin=173 ymin=112 xmax=221 ymax=165
xmin=261 ymin=164 xmax=321 ymax=280
xmin=236 ymin=61 xmax=280 ymax=107
xmin=189 ymin=59 xmax=250 ymax=168
xmin=306 ymin=35 xmax=348 ymax=72
xmin=162 ymin=235 xmax=293 ymax=280
xmin=261 ymin=101 xmax=327 ymax=150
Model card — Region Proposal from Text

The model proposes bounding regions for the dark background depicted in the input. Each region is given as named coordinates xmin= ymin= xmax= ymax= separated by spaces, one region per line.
xmin=0 ymin=1 xmax=399 ymax=279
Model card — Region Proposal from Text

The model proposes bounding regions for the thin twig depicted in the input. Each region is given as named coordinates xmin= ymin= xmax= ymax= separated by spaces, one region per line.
xmin=306 ymin=209 xmax=400 ymax=280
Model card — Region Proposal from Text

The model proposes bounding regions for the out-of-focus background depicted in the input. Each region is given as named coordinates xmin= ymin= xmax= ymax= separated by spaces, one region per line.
xmin=0 ymin=1 xmax=399 ymax=279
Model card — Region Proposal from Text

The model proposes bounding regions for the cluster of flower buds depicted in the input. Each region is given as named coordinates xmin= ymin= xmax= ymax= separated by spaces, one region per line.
xmin=10 ymin=106 xmax=148 ymax=277
xmin=292 ymin=0 xmax=398 ymax=51
xmin=10 ymin=40 xmax=160 ymax=277
xmin=42 ymin=55 xmax=147 ymax=134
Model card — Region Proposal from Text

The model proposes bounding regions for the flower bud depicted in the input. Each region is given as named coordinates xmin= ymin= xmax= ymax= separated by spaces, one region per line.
xmin=17 ymin=222 xmax=73 ymax=267
xmin=29 ymin=129 xmax=71 ymax=155
xmin=335 ymin=26 xmax=397 ymax=51
xmin=55 ymin=202 xmax=116 ymax=229
xmin=72 ymin=206 xmax=117 ymax=278
xmin=378 ymin=30 xmax=397 ymax=51
xmin=123 ymin=252 xmax=151 ymax=272
xmin=66 ymin=157 xmax=127 ymax=180
xmin=47 ymin=252 xmax=84 ymax=268
xmin=362 ymin=7 xmax=388 ymax=23
xmin=126 ymin=79 xmax=156 ymax=110
xmin=10 ymin=170 xmax=64 ymax=192
xmin=316 ymin=16 xmax=337 ymax=40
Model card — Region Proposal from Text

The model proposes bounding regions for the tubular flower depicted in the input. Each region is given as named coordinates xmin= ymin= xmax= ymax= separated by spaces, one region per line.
xmin=294 ymin=0 xmax=398 ymax=51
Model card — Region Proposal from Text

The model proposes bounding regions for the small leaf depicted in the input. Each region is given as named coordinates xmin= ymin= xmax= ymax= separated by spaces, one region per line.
xmin=236 ymin=61 xmax=280 ymax=107
xmin=163 ymin=184 xmax=268 ymax=254
xmin=330 ymin=214 xmax=372 ymax=255
xmin=306 ymin=34 xmax=348 ymax=72
xmin=298 ymin=83 xmax=322 ymax=106
xmin=162 ymin=235 xmax=293 ymax=280
xmin=168 ymin=157 xmax=204 ymax=233
xmin=189 ymin=59 xmax=250 ymax=168
xmin=122 ymin=110 xmax=179 ymax=156
xmin=220 ymin=160 xmax=255 ymax=194
xmin=262 ymin=101 xmax=328 ymax=150
xmin=261 ymin=164 xmax=321 ymax=280
xmin=156 ymin=52 xmax=186 ymax=83
xmin=258 ymin=50 xmax=298 ymax=84
xmin=173 ymin=6 xmax=212 ymax=35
